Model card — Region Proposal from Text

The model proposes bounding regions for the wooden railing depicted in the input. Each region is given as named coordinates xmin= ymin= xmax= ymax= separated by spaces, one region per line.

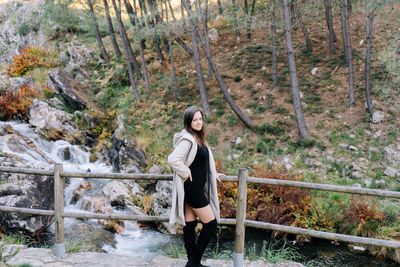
xmin=0 ymin=165 xmax=399 ymax=267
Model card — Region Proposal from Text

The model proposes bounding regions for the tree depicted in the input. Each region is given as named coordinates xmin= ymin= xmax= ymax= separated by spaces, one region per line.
xmin=124 ymin=0 xmax=151 ymax=95
xmin=86 ymin=0 xmax=110 ymax=64
xmin=146 ymin=0 xmax=166 ymax=63
xmin=102 ymin=0 xmax=122 ymax=57
xmin=183 ymin=0 xmax=211 ymax=117
xmin=282 ymin=0 xmax=309 ymax=139
xmin=111 ymin=0 xmax=141 ymax=101
xmin=293 ymin=0 xmax=312 ymax=53
xmin=340 ymin=0 xmax=355 ymax=107
xmin=324 ymin=0 xmax=337 ymax=54
xmin=184 ymin=0 xmax=254 ymax=128
xmin=271 ymin=0 xmax=278 ymax=87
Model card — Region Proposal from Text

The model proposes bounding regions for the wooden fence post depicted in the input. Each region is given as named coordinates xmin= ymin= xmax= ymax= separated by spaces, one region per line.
xmin=233 ymin=168 xmax=248 ymax=267
xmin=54 ymin=163 xmax=65 ymax=258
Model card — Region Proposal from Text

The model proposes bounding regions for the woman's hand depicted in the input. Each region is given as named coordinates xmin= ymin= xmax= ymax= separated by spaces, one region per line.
xmin=216 ymin=173 xmax=224 ymax=183
xmin=184 ymin=174 xmax=192 ymax=182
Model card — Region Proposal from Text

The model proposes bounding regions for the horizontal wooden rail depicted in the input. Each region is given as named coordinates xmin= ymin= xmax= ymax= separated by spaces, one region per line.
xmin=246 ymin=177 xmax=400 ymax=199
xmin=62 ymin=211 xmax=169 ymax=222
xmin=245 ymin=220 xmax=400 ymax=249
xmin=0 ymin=166 xmax=53 ymax=176
xmin=0 ymin=206 xmax=55 ymax=216
xmin=61 ymin=171 xmax=173 ymax=180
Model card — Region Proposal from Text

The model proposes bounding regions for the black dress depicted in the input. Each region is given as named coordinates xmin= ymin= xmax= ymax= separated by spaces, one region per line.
xmin=184 ymin=143 xmax=209 ymax=209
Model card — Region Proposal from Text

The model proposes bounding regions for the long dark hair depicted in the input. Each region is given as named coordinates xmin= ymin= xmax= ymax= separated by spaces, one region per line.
xmin=183 ymin=106 xmax=208 ymax=146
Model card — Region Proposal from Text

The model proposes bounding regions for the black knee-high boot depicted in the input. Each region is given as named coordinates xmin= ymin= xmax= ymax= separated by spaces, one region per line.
xmin=183 ymin=220 xmax=197 ymax=261
xmin=189 ymin=219 xmax=217 ymax=267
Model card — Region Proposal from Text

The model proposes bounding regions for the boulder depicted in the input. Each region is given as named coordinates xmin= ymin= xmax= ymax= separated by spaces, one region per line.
xmin=48 ymin=69 xmax=89 ymax=110
xmin=208 ymin=28 xmax=219 ymax=43
xmin=372 ymin=111 xmax=385 ymax=124
xmin=384 ymin=167 xmax=397 ymax=177
xmin=60 ymin=44 xmax=94 ymax=66
xmin=9 ymin=76 xmax=34 ymax=90
xmin=28 ymin=99 xmax=79 ymax=142
xmin=100 ymin=181 xmax=133 ymax=208
xmin=0 ymin=172 xmax=54 ymax=235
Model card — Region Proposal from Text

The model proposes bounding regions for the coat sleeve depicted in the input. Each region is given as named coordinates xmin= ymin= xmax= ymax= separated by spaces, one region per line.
xmin=168 ymin=139 xmax=192 ymax=179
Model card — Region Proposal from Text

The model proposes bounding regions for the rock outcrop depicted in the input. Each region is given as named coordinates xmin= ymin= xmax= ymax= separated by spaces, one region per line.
xmin=0 ymin=172 xmax=54 ymax=235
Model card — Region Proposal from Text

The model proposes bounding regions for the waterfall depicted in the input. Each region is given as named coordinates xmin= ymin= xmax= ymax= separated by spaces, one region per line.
xmin=0 ymin=121 xmax=176 ymax=259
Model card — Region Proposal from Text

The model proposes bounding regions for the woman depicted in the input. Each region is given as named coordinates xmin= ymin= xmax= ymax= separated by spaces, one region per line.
xmin=168 ymin=106 xmax=222 ymax=267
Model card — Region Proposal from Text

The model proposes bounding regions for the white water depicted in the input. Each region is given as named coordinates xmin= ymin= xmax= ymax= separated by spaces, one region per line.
xmin=0 ymin=121 xmax=175 ymax=259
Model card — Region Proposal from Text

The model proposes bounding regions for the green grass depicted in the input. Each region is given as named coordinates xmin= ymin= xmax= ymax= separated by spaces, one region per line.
xmin=258 ymin=240 xmax=303 ymax=264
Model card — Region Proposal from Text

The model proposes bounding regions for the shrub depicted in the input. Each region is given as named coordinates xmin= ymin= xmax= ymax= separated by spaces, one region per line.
xmin=233 ymin=75 xmax=242 ymax=82
xmin=0 ymin=85 xmax=36 ymax=121
xmin=340 ymin=196 xmax=386 ymax=237
xmin=7 ymin=47 xmax=59 ymax=77
xmin=253 ymin=123 xmax=285 ymax=136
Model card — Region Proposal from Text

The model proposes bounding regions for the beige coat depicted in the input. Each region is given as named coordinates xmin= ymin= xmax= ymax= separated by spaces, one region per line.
xmin=167 ymin=129 xmax=220 ymax=225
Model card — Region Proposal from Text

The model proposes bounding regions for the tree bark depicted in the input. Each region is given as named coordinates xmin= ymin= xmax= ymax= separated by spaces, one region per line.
xmin=282 ymin=0 xmax=309 ymax=139
xmin=343 ymin=0 xmax=355 ymax=107
xmin=232 ymin=0 xmax=240 ymax=37
xmin=340 ymin=1 xmax=347 ymax=63
xmin=111 ymin=0 xmax=141 ymax=101
xmin=112 ymin=0 xmax=142 ymax=79
xmin=271 ymin=0 xmax=278 ymax=87
xmin=102 ymin=0 xmax=122 ymax=58
xmin=124 ymin=0 xmax=150 ymax=94
xmin=364 ymin=0 xmax=374 ymax=113
xmin=164 ymin=0 xmax=180 ymax=97
xmin=323 ymin=0 xmax=336 ymax=54
xmin=294 ymin=1 xmax=312 ymax=53
xmin=183 ymin=0 xmax=211 ymax=117
xmin=86 ymin=0 xmax=110 ymax=64
xmin=185 ymin=0 xmax=254 ymax=128
xmin=167 ymin=0 xmax=177 ymax=21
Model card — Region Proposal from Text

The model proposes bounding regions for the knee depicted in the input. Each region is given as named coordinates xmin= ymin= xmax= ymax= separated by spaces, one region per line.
xmin=184 ymin=220 xmax=198 ymax=230
xmin=202 ymin=219 xmax=217 ymax=233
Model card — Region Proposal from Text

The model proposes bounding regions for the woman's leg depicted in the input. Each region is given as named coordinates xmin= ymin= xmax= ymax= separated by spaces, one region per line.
xmin=190 ymin=205 xmax=217 ymax=267
xmin=184 ymin=202 xmax=197 ymax=261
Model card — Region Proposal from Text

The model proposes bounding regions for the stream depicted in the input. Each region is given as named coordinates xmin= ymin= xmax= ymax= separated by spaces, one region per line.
xmin=1 ymin=121 xmax=398 ymax=266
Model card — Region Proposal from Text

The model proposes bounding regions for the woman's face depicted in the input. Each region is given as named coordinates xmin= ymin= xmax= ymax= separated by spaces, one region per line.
xmin=191 ymin=111 xmax=203 ymax=131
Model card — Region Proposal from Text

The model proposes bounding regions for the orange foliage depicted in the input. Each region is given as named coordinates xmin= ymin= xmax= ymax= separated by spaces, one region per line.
xmin=218 ymin=165 xmax=334 ymax=238
xmin=0 ymin=85 xmax=37 ymax=121
xmin=340 ymin=196 xmax=386 ymax=237
xmin=7 ymin=47 xmax=59 ymax=77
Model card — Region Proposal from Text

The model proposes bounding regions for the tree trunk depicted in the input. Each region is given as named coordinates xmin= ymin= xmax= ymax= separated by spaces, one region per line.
xmin=232 ymin=0 xmax=240 ymax=37
xmin=183 ymin=0 xmax=211 ymax=117
xmin=111 ymin=0 xmax=141 ymax=101
xmin=86 ymin=0 xmax=110 ymax=64
xmin=324 ymin=0 xmax=335 ymax=54
xmin=294 ymin=1 xmax=312 ymax=53
xmin=282 ymin=0 xmax=309 ymax=139
xmin=244 ymin=0 xmax=250 ymax=39
xmin=340 ymin=1 xmax=347 ymax=63
xmin=112 ymin=0 xmax=142 ymax=79
xmin=203 ymin=0 xmax=213 ymax=79
xmin=364 ymin=0 xmax=374 ymax=113
xmin=181 ymin=0 xmax=188 ymax=33
xmin=167 ymin=0 xmax=177 ymax=21
xmin=102 ymin=0 xmax=122 ymax=57
xmin=217 ymin=0 xmax=223 ymax=15
xmin=123 ymin=0 xmax=150 ymax=94
xmin=143 ymin=0 xmax=166 ymax=63
xmin=185 ymin=0 xmax=254 ymax=128
xmin=164 ymin=0 xmax=180 ymax=97
xmin=343 ymin=0 xmax=355 ymax=107
xmin=271 ymin=0 xmax=278 ymax=87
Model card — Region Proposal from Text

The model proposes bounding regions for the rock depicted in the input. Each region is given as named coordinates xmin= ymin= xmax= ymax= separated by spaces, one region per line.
xmin=384 ymin=167 xmax=397 ymax=177
xmin=349 ymin=134 xmax=356 ymax=138
xmin=149 ymin=165 xmax=164 ymax=174
xmin=9 ymin=76 xmax=34 ymax=90
xmin=61 ymin=44 xmax=94 ymax=66
xmin=384 ymin=147 xmax=395 ymax=156
xmin=0 ymin=172 xmax=54 ymax=235
xmin=326 ymin=155 xmax=335 ymax=162
xmin=339 ymin=143 xmax=349 ymax=148
xmin=235 ymin=137 xmax=242 ymax=145
xmin=351 ymin=171 xmax=362 ymax=179
xmin=311 ymin=67 xmax=318 ymax=75
xmin=368 ymin=147 xmax=379 ymax=153
xmin=349 ymin=145 xmax=357 ymax=151
xmin=100 ymin=181 xmax=132 ymax=208
xmin=71 ymin=180 xmax=92 ymax=203
xmin=152 ymin=181 xmax=173 ymax=216
xmin=47 ymin=97 xmax=65 ymax=110
xmin=233 ymin=153 xmax=241 ymax=159
xmin=374 ymin=130 xmax=383 ymax=138
xmin=372 ymin=111 xmax=385 ymax=123
xmin=208 ymin=28 xmax=218 ymax=43
xmin=64 ymin=63 xmax=89 ymax=81
xmin=48 ymin=69 xmax=89 ymax=110
xmin=80 ymin=196 xmax=106 ymax=212
xmin=227 ymin=154 xmax=232 ymax=161
xmin=28 ymin=99 xmax=79 ymax=142
xmin=397 ymin=144 xmax=400 ymax=151
xmin=365 ymin=179 xmax=372 ymax=187
xmin=120 ymin=136 xmax=147 ymax=171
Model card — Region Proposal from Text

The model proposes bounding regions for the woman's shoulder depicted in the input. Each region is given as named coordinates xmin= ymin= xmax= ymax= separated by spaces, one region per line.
xmin=173 ymin=129 xmax=196 ymax=146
